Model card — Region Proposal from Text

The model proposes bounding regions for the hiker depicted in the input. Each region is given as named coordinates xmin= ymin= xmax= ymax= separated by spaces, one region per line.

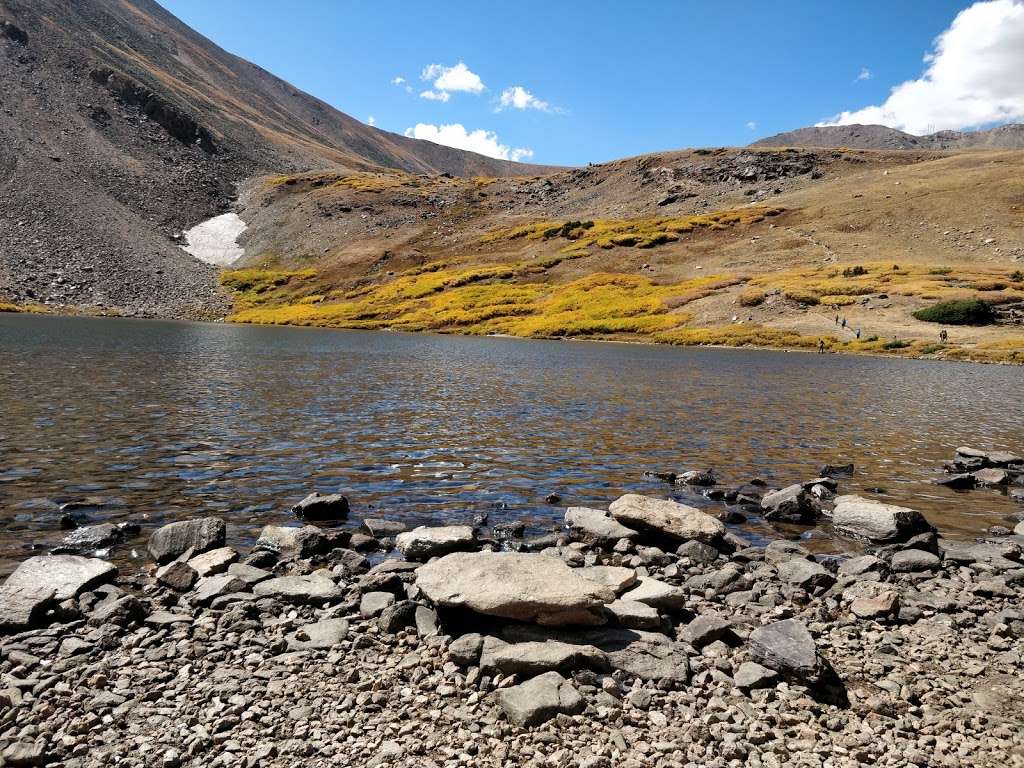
xmin=939 ymin=329 xmax=948 ymax=342
xmin=855 ymin=328 xmax=861 ymax=339
xmin=841 ymin=317 xmax=847 ymax=329
xmin=834 ymin=314 xmax=839 ymax=325
xmin=818 ymin=339 xmax=825 ymax=354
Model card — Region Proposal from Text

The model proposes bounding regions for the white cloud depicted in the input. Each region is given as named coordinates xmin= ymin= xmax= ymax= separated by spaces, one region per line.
xmin=746 ymin=121 xmax=758 ymax=131
xmin=856 ymin=67 xmax=872 ymax=81
xmin=498 ymin=85 xmax=553 ymax=112
xmin=367 ymin=115 xmax=376 ymax=126
xmin=391 ymin=76 xmax=406 ymax=85
xmin=420 ymin=62 xmax=485 ymax=95
xmin=820 ymin=0 xmax=1024 ymax=134
xmin=403 ymin=122 xmax=533 ymax=162
xmin=419 ymin=89 xmax=450 ymax=102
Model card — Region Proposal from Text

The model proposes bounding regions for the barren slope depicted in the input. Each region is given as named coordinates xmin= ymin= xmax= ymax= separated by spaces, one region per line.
xmin=0 ymin=0 xmax=547 ymax=317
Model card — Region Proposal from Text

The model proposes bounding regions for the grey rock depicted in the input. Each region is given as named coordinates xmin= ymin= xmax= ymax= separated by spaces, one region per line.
xmin=890 ymin=549 xmax=941 ymax=572
xmin=360 ymin=591 xmax=396 ymax=618
xmin=226 ymin=562 xmax=272 ymax=585
xmin=760 ymin=484 xmax=820 ymax=524
xmin=1 ymin=741 xmax=51 ymax=768
xmin=851 ymin=591 xmax=900 ymax=620
xmin=253 ymin=574 xmax=341 ymax=604
xmin=682 ymin=612 xmax=732 ymax=647
xmin=87 ymin=594 xmax=144 ymax=627
xmin=839 ymin=555 xmax=886 ymax=578
xmin=448 ymin=633 xmax=484 ymax=666
xmin=775 ymin=558 xmax=835 ymax=592
xmin=495 ymin=671 xmax=584 ymax=727
xmin=620 ymin=578 xmax=687 ymax=611
xmin=53 ymin=522 xmax=124 ymax=554
xmin=148 ymin=518 xmax=225 ymax=563
xmin=764 ymin=539 xmax=812 ymax=563
xmin=291 ymin=491 xmax=349 ymax=520
xmin=748 ymin=618 xmax=822 ymax=685
xmin=255 ymin=525 xmax=328 ymax=560
xmin=974 ymin=468 xmax=1010 ymax=486
xmin=286 ymin=618 xmax=349 ymax=650
xmin=676 ymin=539 xmax=720 ymax=564
xmin=395 ymin=525 xmax=477 ymax=560
xmin=578 ymin=565 xmax=638 ymax=594
xmin=606 ymin=599 xmax=661 ymax=629
xmin=155 ymin=561 xmax=198 ymax=592
xmin=832 ymin=496 xmax=931 ymax=542
xmin=187 ymin=547 xmax=238 ymax=577
xmin=2 ymin=555 xmax=117 ymax=601
xmin=378 ymin=600 xmax=416 ymax=633
xmin=0 ymin=583 xmax=56 ymax=633
xmin=414 ymin=605 xmax=439 ymax=637
xmin=192 ymin=574 xmax=249 ymax=606
xmin=415 ymin=552 xmax=614 ymax=626
xmin=609 ymin=494 xmax=725 ymax=544
xmin=480 ymin=639 xmax=609 ymax=677
xmin=734 ymin=661 xmax=778 ymax=690
xmin=362 ymin=518 xmax=408 ymax=538
xmin=565 ymin=507 xmax=638 ymax=545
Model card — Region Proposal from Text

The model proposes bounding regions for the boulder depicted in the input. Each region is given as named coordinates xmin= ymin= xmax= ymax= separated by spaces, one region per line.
xmin=838 ymin=555 xmax=886 ymax=579
xmin=53 ymin=523 xmax=125 ymax=554
xmin=578 ymin=565 xmax=638 ymax=594
xmin=187 ymin=547 xmax=238 ymax=577
xmin=226 ymin=563 xmax=272 ymax=585
xmin=734 ymin=661 xmax=778 ymax=690
xmin=831 ymin=496 xmax=931 ymax=542
xmin=606 ymin=599 xmax=660 ymax=630
xmin=775 ymin=558 xmax=835 ymax=592
xmin=0 ymin=584 xmax=56 ymax=633
xmin=359 ymin=591 xmax=396 ymax=618
xmin=448 ymin=633 xmax=484 ymax=666
xmin=974 ymin=468 xmax=1009 ymax=486
xmin=564 ymin=507 xmax=638 ymax=545
xmin=608 ymin=494 xmax=724 ymax=545
xmin=890 ymin=549 xmax=940 ymax=572
xmin=764 ymin=539 xmax=812 ymax=563
xmin=760 ymin=485 xmax=820 ymax=524
xmin=2 ymin=555 xmax=116 ymax=602
xmin=395 ymin=525 xmax=477 ymax=560
xmin=480 ymin=639 xmax=609 ymax=677
xmin=748 ymin=618 xmax=822 ymax=686
xmin=676 ymin=540 xmax=720 ymax=564
xmin=378 ymin=601 xmax=417 ymax=633
xmin=496 ymin=671 xmax=584 ymax=727
xmin=148 ymin=518 xmax=225 ymax=563
xmin=934 ymin=473 xmax=976 ymax=489
xmin=682 ymin=613 xmax=732 ymax=648
xmin=851 ymin=591 xmax=900 ymax=620
xmin=415 ymin=552 xmax=614 ymax=626
xmin=620 ymin=578 xmax=687 ymax=611
xmin=192 ymin=574 xmax=249 ymax=606
xmin=414 ymin=605 xmax=440 ymax=637
xmin=291 ymin=492 xmax=349 ymax=520
xmin=254 ymin=525 xmax=328 ymax=560
xmin=362 ymin=518 xmax=408 ymax=538
xmin=286 ymin=618 xmax=349 ymax=650
xmin=155 ymin=561 xmax=198 ymax=592
xmin=253 ymin=573 xmax=342 ymax=604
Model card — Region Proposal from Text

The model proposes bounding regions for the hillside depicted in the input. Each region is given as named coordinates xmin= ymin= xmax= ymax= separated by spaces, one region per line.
xmin=751 ymin=123 xmax=1024 ymax=151
xmin=0 ymin=0 xmax=547 ymax=318
xmin=221 ymin=146 xmax=1024 ymax=363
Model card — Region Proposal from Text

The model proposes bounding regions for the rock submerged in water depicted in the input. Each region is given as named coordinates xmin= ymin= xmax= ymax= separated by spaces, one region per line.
xmin=831 ymin=495 xmax=932 ymax=542
xmin=608 ymin=494 xmax=725 ymax=545
xmin=415 ymin=551 xmax=615 ymax=625
xmin=291 ymin=491 xmax=350 ymax=520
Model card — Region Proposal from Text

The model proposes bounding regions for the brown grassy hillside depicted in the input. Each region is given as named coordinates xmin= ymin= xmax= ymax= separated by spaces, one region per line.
xmin=221 ymin=148 xmax=1024 ymax=362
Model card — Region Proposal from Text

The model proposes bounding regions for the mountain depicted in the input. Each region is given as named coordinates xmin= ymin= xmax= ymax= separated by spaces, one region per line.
xmin=751 ymin=123 xmax=1024 ymax=151
xmin=0 ymin=0 xmax=548 ymax=318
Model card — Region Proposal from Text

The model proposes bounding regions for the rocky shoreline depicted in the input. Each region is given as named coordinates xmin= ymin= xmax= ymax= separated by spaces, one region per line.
xmin=1 ymin=450 xmax=1023 ymax=767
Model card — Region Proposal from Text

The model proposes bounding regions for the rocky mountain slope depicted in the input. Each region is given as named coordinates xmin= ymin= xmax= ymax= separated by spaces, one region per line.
xmin=751 ymin=123 xmax=1024 ymax=151
xmin=0 ymin=0 xmax=547 ymax=317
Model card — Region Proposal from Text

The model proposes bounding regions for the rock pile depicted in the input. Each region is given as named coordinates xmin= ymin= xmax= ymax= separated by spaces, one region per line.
xmin=1 ymin=487 xmax=1023 ymax=766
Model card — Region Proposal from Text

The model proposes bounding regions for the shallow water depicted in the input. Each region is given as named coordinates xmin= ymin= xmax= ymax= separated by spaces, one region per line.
xmin=1 ymin=313 xmax=1022 ymax=576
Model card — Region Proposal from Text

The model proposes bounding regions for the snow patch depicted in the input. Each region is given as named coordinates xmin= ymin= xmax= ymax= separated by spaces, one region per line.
xmin=181 ymin=213 xmax=246 ymax=266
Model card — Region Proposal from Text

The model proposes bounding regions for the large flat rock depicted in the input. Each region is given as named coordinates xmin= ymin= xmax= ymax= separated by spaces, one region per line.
xmin=395 ymin=525 xmax=477 ymax=560
xmin=608 ymin=494 xmax=724 ymax=544
xmin=832 ymin=496 xmax=931 ymax=542
xmin=415 ymin=552 xmax=614 ymax=626
xmin=2 ymin=555 xmax=117 ymax=601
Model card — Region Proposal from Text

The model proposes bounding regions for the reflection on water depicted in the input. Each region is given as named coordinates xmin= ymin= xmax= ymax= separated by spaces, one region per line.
xmin=1 ymin=314 xmax=1022 ymax=575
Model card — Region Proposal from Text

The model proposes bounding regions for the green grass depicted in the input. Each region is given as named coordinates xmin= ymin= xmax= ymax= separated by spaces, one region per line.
xmin=912 ymin=299 xmax=996 ymax=326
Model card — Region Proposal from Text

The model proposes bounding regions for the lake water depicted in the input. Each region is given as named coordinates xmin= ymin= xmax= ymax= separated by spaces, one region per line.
xmin=1 ymin=314 xmax=1022 ymax=576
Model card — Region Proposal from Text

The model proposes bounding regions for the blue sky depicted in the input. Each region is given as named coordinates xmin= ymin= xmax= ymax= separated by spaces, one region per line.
xmin=159 ymin=1 xmax=1020 ymax=166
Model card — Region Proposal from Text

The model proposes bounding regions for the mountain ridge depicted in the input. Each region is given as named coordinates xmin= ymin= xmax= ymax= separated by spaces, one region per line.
xmin=751 ymin=123 xmax=1024 ymax=151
